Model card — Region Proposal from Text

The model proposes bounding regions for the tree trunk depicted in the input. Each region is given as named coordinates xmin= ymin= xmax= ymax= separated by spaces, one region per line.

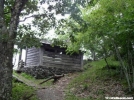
xmin=113 ymin=42 xmax=132 ymax=91
xmin=0 ymin=42 xmax=14 ymax=100
xmin=102 ymin=45 xmax=110 ymax=70
xmin=0 ymin=0 xmax=28 ymax=99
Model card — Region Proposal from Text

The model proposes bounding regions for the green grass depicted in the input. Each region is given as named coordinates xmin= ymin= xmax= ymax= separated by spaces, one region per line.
xmin=12 ymin=79 xmax=38 ymax=100
xmin=65 ymin=57 xmax=128 ymax=100
xmin=13 ymin=71 xmax=53 ymax=88
xmin=13 ymin=71 xmax=34 ymax=80
xmin=21 ymin=72 xmax=35 ymax=80
xmin=12 ymin=71 xmax=55 ymax=100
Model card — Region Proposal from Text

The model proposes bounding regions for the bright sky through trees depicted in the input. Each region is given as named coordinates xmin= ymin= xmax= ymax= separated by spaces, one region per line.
xmin=13 ymin=2 xmax=69 ymax=69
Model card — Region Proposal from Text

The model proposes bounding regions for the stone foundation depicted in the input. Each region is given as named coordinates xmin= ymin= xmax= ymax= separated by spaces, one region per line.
xmin=21 ymin=66 xmax=82 ymax=79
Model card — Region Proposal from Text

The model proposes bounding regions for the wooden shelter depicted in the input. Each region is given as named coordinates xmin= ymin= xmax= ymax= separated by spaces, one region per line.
xmin=24 ymin=43 xmax=83 ymax=70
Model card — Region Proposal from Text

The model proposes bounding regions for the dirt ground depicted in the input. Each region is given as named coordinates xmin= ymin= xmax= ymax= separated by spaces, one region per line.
xmin=36 ymin=74 xmax=77 ymax=100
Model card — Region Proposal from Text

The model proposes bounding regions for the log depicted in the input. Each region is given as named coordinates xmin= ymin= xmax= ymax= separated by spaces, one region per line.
xmin=13 ymin=75 xmax=24 ymax=83
xmin=22 ymin=93 xmax=35 ymax=100
xmin=12 ymin=75 xmax=31 ymax=87
xmin=39 ymin=74 xmax=64 ymax=84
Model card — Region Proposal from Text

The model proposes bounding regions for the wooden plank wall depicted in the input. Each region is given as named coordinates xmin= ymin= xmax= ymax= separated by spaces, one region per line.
xmin=42 ymin=50 xmax=82 ymax=68
xmin=25 ymin=47 xmax=40 ymax=66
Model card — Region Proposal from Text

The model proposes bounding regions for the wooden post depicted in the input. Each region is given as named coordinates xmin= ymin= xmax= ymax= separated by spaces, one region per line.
xmin=19 ymin=48 xmax=22 ymax=61
xmin=80 ymin=52 xmax=83 ymax=68
xmin=39 ymin=47 xmax=43 ymax=66
xmin=24 ymin=47 xmax=28 ymax=66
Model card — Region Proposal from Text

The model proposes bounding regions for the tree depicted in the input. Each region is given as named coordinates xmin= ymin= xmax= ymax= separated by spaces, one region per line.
xmin=0 ymin=0 xmax=93 ymax=99
xmin=55 ymin=0 xmax=134 ymax=91
xmin=0 ymin=0 xmax=50 ymax=99
xmin=0 ymin=0 xmax=30 ymax=99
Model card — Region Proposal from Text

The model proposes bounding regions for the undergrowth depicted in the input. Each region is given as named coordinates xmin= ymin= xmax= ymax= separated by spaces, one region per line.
xmin=65 ymin=57 xmax=131 ymax=100
xmin=21 ymin=72 xmax=35 ymax=80
xmin=13 ymin=71 xmax=53 ymax=87
xmin=12 ymin=72 xmax=54 ymax=100
xmin=12 ymin=78 xmax=38 ymax=100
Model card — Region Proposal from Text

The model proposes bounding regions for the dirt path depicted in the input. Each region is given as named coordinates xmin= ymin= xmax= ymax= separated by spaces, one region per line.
xmin=13 ymin=73 xmax=77 ymax=100
xmin=36 ymin=74 xmax=77 ymax=100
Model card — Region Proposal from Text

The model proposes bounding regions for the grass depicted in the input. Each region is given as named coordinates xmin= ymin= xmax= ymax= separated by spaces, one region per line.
xmin=65 ymin=57 xmax=129 ymax=100
xmin=21 ymin=72 xmax=35 ymax=80
xmin=13 ymin=71 xmax=34 ymax=80
xmin=12 ymin=71 xmax=54 ymax=100
xmin=13 ymin=71 xmax=53 ymax=88
xmin=12 ymin=79 xmax=38 ymax=100
xmin=12 ymin=57 xmax=132 ymax=100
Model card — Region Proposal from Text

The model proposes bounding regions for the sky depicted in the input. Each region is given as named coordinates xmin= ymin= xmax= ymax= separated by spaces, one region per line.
xmin=13 ymin=2 xmax=69 ymax=69
xmin=13 ymin=1 xmax=91 ymax=69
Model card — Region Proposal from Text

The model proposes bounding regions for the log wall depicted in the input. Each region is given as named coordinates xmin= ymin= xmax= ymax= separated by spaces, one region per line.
xmin=25 ymin=47 xmax=40 ymax=66
xmin=42 ymin=50 xmax=82 ymax=69
xmin=25 ymin=46 xmax=83 ymax=69
xmin=23 ymin=44 xmax=83 ymax=78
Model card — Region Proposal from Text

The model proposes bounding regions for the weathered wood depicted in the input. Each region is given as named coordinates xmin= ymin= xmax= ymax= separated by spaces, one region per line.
xmin=27 ymin=50 xmax=39 ymax=54
xmin=26 ymin=60 xmax=39 ymax=66
xmin=17 ymin=60 xmax=24 ymax=71
xmin=44 ymin=52 xmax=81 ymax=59
xmin=28 ymin=47 xmax=39 ymax=51
xmin=26 ymin=59 xmax=39 ymax=63
xmin=26 ymin=62 xmax=39 ymax=65
xmin=27 ymin=49 xmax=39 ymax=55
xmin=43 ymin=57 xmax=81 ymax=64
xmin=27 ymin=48 xmax=39 ymax=51
xmin=26 ymin=57 xmax=39 ymax=61
xmin=26 ymin=58 xmax=39 ymax=61
xmin=43 ymin=56 xmax=54 ymax=60
xmin=44 ymin=50 xmax=80 ymax=55
xmin=43 ymin=60 xmax=81 ymax=66
xmin=39 ymin=48 xmax=43 ymax=65
xmin=26 ymin=52 xmax=39 ymax=57
xmin=22 ymin=93 xmax=35 ymax=100
xmin=25 ymin=43 xmax=83 ymax=70
xmin=27 ymin=53 xmax=39 ymax=56
xmin=43 ymin=56 xmax=80 ymax=61
xmin=25 ymin=47 xmax=40 ymax=66
xmin=25 ymin=47 xmax=28 ymax=66
xmin=26 ymin=58 xmax=39 ymax=63
xmin=39 ymin=74 xmax=64 ymax=84
xmin=42 ymin=62 xmax=81 ymax=68
xmin=13 ymin=75 xmax=29 ymax=86
xmin=24 ymin=65 xmax=39 ymax=68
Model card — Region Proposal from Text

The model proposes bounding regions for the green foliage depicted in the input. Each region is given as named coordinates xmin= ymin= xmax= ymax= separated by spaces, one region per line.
xmin=13 ymin=71 xmax=53 ymax=88
xmin=56 ymin=0 xmax=134 ymax=57
xmin=12 ymin=80 xmax=38 ymax=100
xmin=16 ymin=23 xmax=43 ymax=49
xmin=55 ymin=0 xmax=134 ymax=91
xmin=1 ymin=0 xmax=98 ymax=99
xmin=21 ymin=72 xmax=35 ymax=80
xmin=65 ymin=58 xmax=128 ymax=100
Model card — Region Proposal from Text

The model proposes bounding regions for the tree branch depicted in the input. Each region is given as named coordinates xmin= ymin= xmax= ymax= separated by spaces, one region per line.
xmin=19 ymin=13 xmax=47 ymax=22
xmin=19 ymin=15 xmax=38 ymax=22
xmin=39 ymin=74 xmax=64 ymax=84
xmin=9 ymin=0 xmax=28 ymax=38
